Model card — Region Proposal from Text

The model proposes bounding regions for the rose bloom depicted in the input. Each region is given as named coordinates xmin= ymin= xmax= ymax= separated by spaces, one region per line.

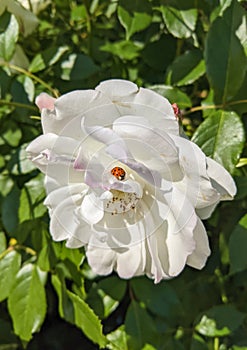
xmin=27 ymin=79 xmax=236 ymax=283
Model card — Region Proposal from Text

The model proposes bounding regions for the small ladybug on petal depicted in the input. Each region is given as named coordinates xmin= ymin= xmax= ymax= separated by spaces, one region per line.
xmin=111 ymin=167 xmax=126 ymax=181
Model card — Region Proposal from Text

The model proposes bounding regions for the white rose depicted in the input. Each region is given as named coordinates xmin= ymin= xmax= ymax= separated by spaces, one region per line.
xmin=26 ymin=79 xmax=236 ymax=283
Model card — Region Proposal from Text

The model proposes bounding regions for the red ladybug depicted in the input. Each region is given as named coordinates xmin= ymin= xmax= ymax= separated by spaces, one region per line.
xmin=111 ymin=167 xmax=126 ymax=181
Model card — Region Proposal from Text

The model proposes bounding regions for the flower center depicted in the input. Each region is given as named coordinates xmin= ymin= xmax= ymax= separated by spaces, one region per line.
xmin=104 ymin=190 xmax=140 ymax=215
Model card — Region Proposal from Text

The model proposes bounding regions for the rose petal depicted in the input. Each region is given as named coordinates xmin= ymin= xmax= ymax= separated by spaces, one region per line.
xmin=116 ymin=243 xmax=145 ymax=279
xmin=113 ymin=116 xmax=183 ymax=182
xmin=96 ymin=79 xmax=138 ymax=97
xmin=170 ymin=135 xmax=220 ymax=209
xmin=96 ymin=79 xmax=179 ymax=135
xmin=86 ymin=244 xmax=116 ymax=276
xmin=41 ymin=89 xmax=111 ymax=135
xmin=44 ymin=184 xmax=87 ymax=209
xmin=186 ymin=218 xmax=211 ymax=269
xmin=35 ymin=92 xmax=56 ymax=111
xmin=49 ymin=194 xmax=82 ymax=242
xmin=80 ymin=192 xmax=104 ymax=225
xmin=206 ymin=157 xmax=237 ymax=199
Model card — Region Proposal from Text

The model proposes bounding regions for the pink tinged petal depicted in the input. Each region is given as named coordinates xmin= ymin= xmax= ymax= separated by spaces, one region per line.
xmin=44 ymin=161 xmax=84 ymax=195
xmin=113 ymin=116 xmax=182 ymax=182
xmin=124 ymin=159 xmax=162 ymax=187
xmin=41 ymin=89 xmax=110 ymax=135
xmin=186 ymin=218 xmax=211 ymax=269
xmin=206 ymin=157 xmax=237 ymax=199
xmin=81 ymin=121 xmax=132 ymax=162
xmin=74 ymin=146 xmax=114 ymax=191
xmin=83 ymin=121 xmax=162 ymax=186
xmin=75 ymin=149 xmax=109 ymax=190
xmin=80 ymin=192 xmax=104 ymax=225
xmin=73 ymin=146 xmax=88 ymax=171
xmin=35 ymin=93 xmax=56 ymax=111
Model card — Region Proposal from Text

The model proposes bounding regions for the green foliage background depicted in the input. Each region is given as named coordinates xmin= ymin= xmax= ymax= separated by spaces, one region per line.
xmin=0 ymin=0 xmax=247 ymax=349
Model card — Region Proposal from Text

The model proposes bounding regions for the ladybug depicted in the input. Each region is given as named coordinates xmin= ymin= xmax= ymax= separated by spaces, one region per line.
xmin=111 ymin=167 xmax=126 ymax=181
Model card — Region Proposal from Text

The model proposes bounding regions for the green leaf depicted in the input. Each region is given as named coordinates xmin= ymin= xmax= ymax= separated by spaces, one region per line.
xmin=70 ymin=5 xmax=87 ymax=22
xmin=6 ymin=0 xmax=38 ymax=37
xmin=229 ymin=214 xmax=247 ymax=274
xmin=0 ymin=250 xmax=21 ymax=302
xmin=149 ymin=85 xmax=192 ymax=109
xmin=61 ymin=53 xmax=99 ymax=80
xmin=0 ymin=231 xmax=7 ymax=253
xmin=228 ymin=70 xmax=247 ymax=115
xmin=59 ymin=243 xmax=84 ymax=267
xmin=2 ymin=185 xmax=20 ymax=233
xmin=52 ymin=274 xmax=106 ymax=348
xmin=195 ymin=305 xmax=245 ymax=337
xmin=168 ymin=49 xmax=206 ymax=86
xmin=160 ymin=6 xmax=197 ymax=39
xmin=0 ymin=11 xmax=11 ymax=34
xmin=125 ymin=301 xmax=159 ymax=350
xmin=235 ymin=176 xmax=247 ymax=200
xmin=0 ymin=14 xmax=19 ymax=61
xmin=142 ymin=35 xmax=176 ymax=72
xmin=29 ymin=46 xmax=68 ymax=73
xmin=38 ymin=241 xmax=59 ymax=271
xmin=18 ymin=174 xmax=46 ymax=222
xmin=3 ymin=175 xmax=46 ymax=232
xmin=205 ymin=1 xmax=247 ymax=104
xmin=191 ymin=333 xmax=208 ymax=350
xmin=131 ymin=278 xmax=181 ymax=323
xmin=98 ymin=276 xmax=127 ymax=301
xmin=142 ymin=345 xmax=156 ymax=350
xmin=51 ymin=274 xmax=75 ymax=322
xmin=19 ymin=75 xmax=35 ymax=102
xmin=1 ymin=121 xmax=22 ymax=147
xmin=101 ymin=40 xmax=142 ymax=60
xmin=0 ymin=175 xmax=14 ymax=197
xmin=107 ymin=325 xmax=128 ymax=350
xmin=68 ymin=291 xmax=107 ymax=348
xmin=87 ymin=277 xmax=127 ymax=319
xmin=8 ymin=143 xmax=38 ymax=175
xmin=8 ymin=264 xmax=47 ymax=342
xmin=117 ymin=0 xmax=152 ymax=40
xmin=191 ymin=110 xmax=245 ymax=173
